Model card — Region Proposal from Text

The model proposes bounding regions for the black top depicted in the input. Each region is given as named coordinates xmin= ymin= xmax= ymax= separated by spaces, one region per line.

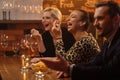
xmin=0 ymin=74 xmax=2 ymax=80
xmin=41 ymin=27 xmax=75 ymax=57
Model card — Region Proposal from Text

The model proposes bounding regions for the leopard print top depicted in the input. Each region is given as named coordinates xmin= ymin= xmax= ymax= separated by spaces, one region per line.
xmin=55 ymin=33 xmax=100 ymax=64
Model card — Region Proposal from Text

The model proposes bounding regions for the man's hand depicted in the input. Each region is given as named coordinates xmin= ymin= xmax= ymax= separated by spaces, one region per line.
xmin=31 ymin=58 xmax=40 ymax=63
xmin=40 ymin=53 xmax=69 ymax=72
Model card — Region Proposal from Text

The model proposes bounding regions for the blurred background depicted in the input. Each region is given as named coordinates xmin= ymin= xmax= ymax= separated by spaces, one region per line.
xmin=0 ymin=0 xmax=119 ymax=54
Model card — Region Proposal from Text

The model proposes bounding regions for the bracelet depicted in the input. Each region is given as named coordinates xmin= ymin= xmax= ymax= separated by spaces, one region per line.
xmin=55 ymin=38 xmax=62 ymax=40
xmin=66 ymin=65 xmax=70 ymax=76
xmin=69 ymin=64 xmax=75 ymax=77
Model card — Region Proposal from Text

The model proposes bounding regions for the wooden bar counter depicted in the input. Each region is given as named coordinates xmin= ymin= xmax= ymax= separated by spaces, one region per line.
xmin=0 ymin=56 xmax=71 ymax=80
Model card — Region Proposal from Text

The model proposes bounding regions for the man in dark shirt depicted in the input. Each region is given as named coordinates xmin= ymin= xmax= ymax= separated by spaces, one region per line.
xmin=0 ymin=74 xmax=2 ymax=80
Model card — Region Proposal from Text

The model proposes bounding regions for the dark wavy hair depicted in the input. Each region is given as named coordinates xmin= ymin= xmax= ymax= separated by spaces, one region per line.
xmin=95 ymin=1 xmax=120 ymax=18
xmin=79 ymin=10 xmax=89 ymax=30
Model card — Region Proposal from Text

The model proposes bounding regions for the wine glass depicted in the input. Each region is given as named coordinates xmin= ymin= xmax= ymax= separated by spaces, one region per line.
xmin=20 ymin=34 xmax=40 ymax=73
xmin=20 ymin=36 xmax=30 ymax=56
xmin=12 ymin=42 xmax=20 ymax=56
xmin=20 ymin=34 xmax=33 ymax=72
xmin=0 ymin=34 xmax=8 ymax=56
xmin=20 ymin=37 xmax=29 ymax=73
xmin=30 ymin=35 xmax=40 ymax=57
xmin=1 ymin=40 xmax=8 ymax=48
xmin=23 ymin=34 xmax=39 ymax=57
xmin=0 ymin=34 xmax=8 ymax=47
xmin=24 ymin=34 xmax=32 ymax=48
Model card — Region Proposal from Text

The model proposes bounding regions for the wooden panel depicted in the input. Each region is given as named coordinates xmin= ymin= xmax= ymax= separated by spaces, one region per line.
xmin=0 ymin=20 xmax=44 ymax=52
xmin=0 ymin=30 xmax=24 ymax=35
xmin=0 ymin=30 xmax=24 ymax=40
xmin=0 ymin=30 xmax=24 ymax=53
xmin=0 ymin=20 xmax=41 ymax=24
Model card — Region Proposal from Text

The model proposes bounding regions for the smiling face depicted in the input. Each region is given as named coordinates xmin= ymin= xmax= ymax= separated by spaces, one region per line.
xmin=41 ymin=7 xmax=62 ymax=31
xmin=94 ymin=6 xmax=114 ymax=37
xmin=42 ymin=11 xmax=55 ymax=31
xmin=66 ymin=10 xmax=82 ymax=33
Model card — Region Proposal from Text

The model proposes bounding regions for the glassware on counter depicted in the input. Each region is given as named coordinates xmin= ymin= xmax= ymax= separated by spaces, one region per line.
xmin=31 ymin=61 xmax=48 ymax=80
xmin=20 ymin=55 xmax=29 ymax=73
xmin=12 ymin=42 xmax=20 ymax=56
xmin=0 ymin=34 xmax=9 ymax=56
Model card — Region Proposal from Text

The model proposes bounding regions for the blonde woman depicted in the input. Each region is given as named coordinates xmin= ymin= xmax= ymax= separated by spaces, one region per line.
xmin=31 ymin=7 xmax=75 ymax=57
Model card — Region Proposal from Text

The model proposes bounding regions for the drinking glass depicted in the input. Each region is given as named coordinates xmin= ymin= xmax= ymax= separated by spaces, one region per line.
xmin=12 ymin=42 xmax=20 ymax=56
xmin=20 ymin=34 xmax=34 ymax=72
xmin=25 ymin=34 xmax=32 ymax=48
xmin=1 ymin=40 xmax=8 ymax=49
xmin=20 ymin=37 xmax=30 ymax=73
xmin=0 ymin=34 xmax=8 ymax=47
xmin=0 ymin=34 xmax=8 ymax=56
xmin=20 ymin=36 xmax=30 ymax=57
xmin=24 ymin=34 xmax=39 ymax=57
xmin=20 ymin=55 xmax=30 ymax=73
xmin=30 ymin=35 xmax=39 ymax=57
xmin=31 ymin=61 xmax=48 ymax=80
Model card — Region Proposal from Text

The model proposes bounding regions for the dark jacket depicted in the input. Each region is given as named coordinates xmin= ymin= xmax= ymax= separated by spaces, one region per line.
xmin=0 ymin=74 xmax=2 ymax=80
xmin=72 ymin=28 xmax=120 ymax=80
xmin=41 ymin=27 xmax=75 ymax=57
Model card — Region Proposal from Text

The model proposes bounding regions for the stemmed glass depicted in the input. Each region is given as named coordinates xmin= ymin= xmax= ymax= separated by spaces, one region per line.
xmin=29 ymin=35 xmax=39 ymax=57
xmin=25 ymin=34 xmax=47 ymax=80
xmin=24 ymin=34 xmax=39 ymax=57
xmin=0 ymin=34 xmax=8 ymax=56
xmin=20 ymin=34 xmax=38 ymax=73
xmin=20 ymin=36 xmax=29 ymax=73
xmin=12 ymin=42 xmax=20 ymax=56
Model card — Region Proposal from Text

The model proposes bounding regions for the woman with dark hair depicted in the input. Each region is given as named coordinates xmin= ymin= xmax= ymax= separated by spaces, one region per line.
xmin=53 ymin=10 xmax=100 ymax=65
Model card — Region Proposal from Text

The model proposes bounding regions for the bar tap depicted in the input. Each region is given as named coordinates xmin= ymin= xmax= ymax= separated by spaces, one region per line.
xmin=3 ymin=10 xmax=7 ymax=20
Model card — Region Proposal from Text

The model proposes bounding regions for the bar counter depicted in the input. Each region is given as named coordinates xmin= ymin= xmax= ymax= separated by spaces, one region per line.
xmin=0 ymin=56 xmax=71 ymax=80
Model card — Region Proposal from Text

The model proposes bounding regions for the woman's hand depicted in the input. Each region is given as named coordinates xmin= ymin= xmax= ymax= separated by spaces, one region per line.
xmin=51 ymin=20 xmax=62 ymax=40
xmin=31 ymin=28 xmax=42 ymax=41
xmin=56 ymin=71 xmax=64 ymax=78
xmin=40 ymin=53 xmax=69 ymax=72
xmin=56 ymin=71 xmax=70 ymax=78
xmin=31 ymin=58 xmax=40 ymax=63
xmin=31 ymin=28 xmax=46 ymax=53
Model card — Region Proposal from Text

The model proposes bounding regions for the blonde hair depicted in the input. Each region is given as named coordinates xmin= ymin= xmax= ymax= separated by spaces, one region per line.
xmin=43 ymin=7 xmax=62 ymax=21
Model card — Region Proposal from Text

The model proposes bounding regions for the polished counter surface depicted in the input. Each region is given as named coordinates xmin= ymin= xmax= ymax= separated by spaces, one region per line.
xmin=0 ymin=56 xmax=71 ymax=80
